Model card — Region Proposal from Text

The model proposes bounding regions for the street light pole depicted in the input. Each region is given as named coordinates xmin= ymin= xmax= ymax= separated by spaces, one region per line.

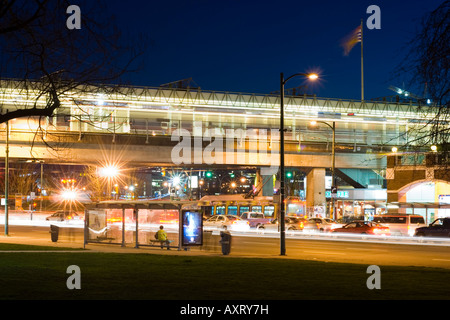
xmin=331 ymin=121 xmax=336 ymax=220
xmin=310 ymin=120 xmax=336 ymax=219
xmin=280 ymin=73 xmax=286 ymax=256
xmin=4 ymin=120 xmax=9 ymax=236
xmin=280 ymin=72 xmax=318 ymax=256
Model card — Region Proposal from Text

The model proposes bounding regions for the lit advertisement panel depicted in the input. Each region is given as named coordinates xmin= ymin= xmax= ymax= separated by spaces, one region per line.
xmin=181 ymin=210 xmax=203 ymax=246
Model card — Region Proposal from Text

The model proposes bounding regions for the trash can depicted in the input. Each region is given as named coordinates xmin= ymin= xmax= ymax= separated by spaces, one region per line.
xmin=220 ymin=230 xmax=232 ymax=255
xmin=50 ymin=225 xmax=59 ymax=242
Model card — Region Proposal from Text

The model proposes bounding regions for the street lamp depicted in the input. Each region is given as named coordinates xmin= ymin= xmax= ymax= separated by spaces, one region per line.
xmin=310 ymin=120 xmax=336 ymax=220
xmin=280 ymin=72 xmax=318 ymax=256
xmin=99 ymin=165 xmax=119 ymax=178
xmin=98 ymin=165 xmax=120 ymax=200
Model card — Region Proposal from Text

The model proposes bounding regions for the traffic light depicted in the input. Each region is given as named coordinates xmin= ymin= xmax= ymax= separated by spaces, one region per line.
xmin=286 ymin=172 xmax=293 ymax=179
xmin=205 ymin=171 xmax=213 ymax=179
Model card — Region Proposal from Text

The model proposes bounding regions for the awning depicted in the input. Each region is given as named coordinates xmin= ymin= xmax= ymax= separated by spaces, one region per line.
xmin=388 ymin=202 xmax=450 ymax=209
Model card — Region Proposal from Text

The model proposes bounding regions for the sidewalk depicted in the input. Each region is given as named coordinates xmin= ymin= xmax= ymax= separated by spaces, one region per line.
xmin=0 ymin=232 xmax=227 ymax=257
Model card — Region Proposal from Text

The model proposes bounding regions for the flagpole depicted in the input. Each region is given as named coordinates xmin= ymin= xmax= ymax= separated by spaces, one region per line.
xmin=360 ymin=19 xmax=364 ymax=101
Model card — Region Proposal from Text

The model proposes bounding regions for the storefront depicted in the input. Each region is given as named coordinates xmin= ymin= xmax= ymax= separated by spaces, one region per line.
xmin=330 ymin=188 xmax=387 ymax=222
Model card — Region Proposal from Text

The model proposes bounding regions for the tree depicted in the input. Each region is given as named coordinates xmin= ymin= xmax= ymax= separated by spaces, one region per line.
xmin=397 ymin=1 xmax=449 ymax=151
xmin=0 ymin=0 xmax=144 ymax=127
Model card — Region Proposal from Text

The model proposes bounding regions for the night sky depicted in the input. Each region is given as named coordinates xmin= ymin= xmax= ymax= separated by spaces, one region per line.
xmin=107 ymin=0 xmax=443 ymax=100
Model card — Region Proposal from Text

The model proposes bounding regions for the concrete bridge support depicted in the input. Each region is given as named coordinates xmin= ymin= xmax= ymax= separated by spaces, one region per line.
xmin=306 ymin=168 xmax=326 ymax=215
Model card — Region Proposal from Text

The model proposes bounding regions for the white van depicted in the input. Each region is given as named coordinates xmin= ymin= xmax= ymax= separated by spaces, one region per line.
xmin=372 ymin=214 xmax=426 ymax=236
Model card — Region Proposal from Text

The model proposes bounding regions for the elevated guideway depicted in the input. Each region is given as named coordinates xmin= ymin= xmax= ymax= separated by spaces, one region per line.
xmin=0 ymin=79 xmax=438 ymax=172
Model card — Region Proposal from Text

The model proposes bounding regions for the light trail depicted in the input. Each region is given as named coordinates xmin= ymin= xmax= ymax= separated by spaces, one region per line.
xmin=2 ymin=214 xmax=450 ymax=247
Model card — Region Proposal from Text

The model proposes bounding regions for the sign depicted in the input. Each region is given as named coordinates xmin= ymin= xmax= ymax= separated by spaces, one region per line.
xmin=325 ymin=190 xmax=349 ymax=199
xmin=190 ymin=176 xmax=198 ymax=189
xmin=181 ymin=210 xmax=203 ymax=246
xmin=438 ymin=195 xmax=450 ymax=204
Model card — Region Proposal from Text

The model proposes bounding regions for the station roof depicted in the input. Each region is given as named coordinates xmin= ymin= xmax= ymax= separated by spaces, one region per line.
xmin=388 ymin=202 xmax=450 ymax=209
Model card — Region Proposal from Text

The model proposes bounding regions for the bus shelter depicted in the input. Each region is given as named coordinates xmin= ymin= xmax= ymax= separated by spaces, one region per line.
xmin=84 ymin=200 xmax=202 ymax=250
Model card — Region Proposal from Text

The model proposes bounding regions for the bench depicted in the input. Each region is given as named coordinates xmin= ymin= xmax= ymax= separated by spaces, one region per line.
xmin=150 ymin=239 xmax=173 ymax=248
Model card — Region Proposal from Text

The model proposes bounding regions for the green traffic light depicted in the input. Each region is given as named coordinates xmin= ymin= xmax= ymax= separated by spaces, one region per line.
xmin=206 ymin=171 xmax=213 ymax=178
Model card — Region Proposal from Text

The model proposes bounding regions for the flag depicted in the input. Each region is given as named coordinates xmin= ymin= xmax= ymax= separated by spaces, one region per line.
xmin=341 ymin=25 xmax=362 ymax=56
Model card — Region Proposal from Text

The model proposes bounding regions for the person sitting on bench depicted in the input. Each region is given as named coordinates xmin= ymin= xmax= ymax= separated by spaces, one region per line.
xmin=156 ymin=225 xmax=171 ymax=250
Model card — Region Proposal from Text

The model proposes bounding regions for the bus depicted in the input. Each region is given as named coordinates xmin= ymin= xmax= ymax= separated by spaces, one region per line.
xmin=198 ymin=194 xmax=306 ymax=220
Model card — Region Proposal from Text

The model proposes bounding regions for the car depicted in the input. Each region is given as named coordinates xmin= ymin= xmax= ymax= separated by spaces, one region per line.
xmin=240 ymin=211 xmax=271 ymax=228
xmin=295 ymin=217 xmax=320 ymax=233
xmin=308 ymin=217 xmax=342 ymax=232
xmin=331 ymin=221 xmax=390 ymax=236
xmin=256 ymin=218 xmax=298 ymax=235
xmin=414 ymin=218 xmax=450 ymax=238
xmin=256 ymin=217 xmax=319 ymax=235
xmin=372 ymin=214 xmax=426 ymax=236
xmin=46 ymin=211 xmax=81 ymax=222
xmin=203 ymin=215 xmax=250 ymax=232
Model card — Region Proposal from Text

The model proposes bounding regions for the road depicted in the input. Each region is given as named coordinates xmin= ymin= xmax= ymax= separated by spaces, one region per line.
xmin=2 ymin=224 xmax=450 ymax=269
xmin=231 ymin=235 xmax=450 ymax=269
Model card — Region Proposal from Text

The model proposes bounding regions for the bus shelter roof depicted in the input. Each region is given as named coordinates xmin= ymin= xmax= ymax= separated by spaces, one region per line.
xmin=85 ymin=200 xmax=199 ymax=210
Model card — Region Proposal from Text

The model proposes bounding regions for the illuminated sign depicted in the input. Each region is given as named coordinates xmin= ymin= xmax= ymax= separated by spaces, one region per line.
xmin=325 ymin=190 xmax=349 ymax=198
xmin=439 ymin=195 xmax=450 ymax=204
xmin=181 ymin=210 xmax=203 ymax=246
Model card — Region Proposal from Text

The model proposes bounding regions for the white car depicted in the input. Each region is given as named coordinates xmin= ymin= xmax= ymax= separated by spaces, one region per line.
xmin=308 ymin=218 xmax=343 ymax=232
xmin=256 ymin=217 xmax=307 ymax=235
xmin=204 ymin=215 xmax=250 ymax=232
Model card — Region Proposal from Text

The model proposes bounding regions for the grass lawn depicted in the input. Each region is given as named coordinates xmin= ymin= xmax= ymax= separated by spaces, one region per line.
xmin=0 ymin=243 xmax=449 ymax=300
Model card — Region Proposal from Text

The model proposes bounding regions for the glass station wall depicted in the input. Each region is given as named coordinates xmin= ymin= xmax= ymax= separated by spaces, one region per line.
xmin=85 ymin=208 xmax=180 ymax=247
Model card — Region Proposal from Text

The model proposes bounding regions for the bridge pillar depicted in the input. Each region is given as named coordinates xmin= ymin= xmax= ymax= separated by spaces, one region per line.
xmin=256 ymin=169 xmax=274 ymax=197
xmin=306 ymin=168 xmax=326 ymax=216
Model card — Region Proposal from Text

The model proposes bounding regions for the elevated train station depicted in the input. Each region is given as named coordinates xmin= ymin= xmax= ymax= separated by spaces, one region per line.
xmin=0 ymin=79 xmax=447 ymax=220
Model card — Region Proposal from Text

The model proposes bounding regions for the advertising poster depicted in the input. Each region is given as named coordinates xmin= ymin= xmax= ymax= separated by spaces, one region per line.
xmin=181 ymin=210 xmax=203 ymax=246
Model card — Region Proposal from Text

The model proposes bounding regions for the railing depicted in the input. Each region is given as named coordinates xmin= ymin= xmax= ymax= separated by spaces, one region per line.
xmin=0 ymin=78 xmax=438 ymax=122
xmin=389 ymin=152 xmax=450 ymax=167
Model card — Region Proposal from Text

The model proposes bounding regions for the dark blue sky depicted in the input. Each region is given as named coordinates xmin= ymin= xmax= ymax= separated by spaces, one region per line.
xmin=107 ymin=0 xmax=443 ymax=100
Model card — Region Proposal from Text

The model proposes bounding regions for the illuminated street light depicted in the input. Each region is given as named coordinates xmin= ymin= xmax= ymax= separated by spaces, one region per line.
xmin=391 ymin=146 xmax=398 ymax=153
xmin=280 ymin=72 xmax=319 ymax=256
xmin=172 ymin=175 xmax=181 ymax=186
xmin=97 ymin=164 xmax=122 ymax=200
xmin=61 ymin=189 xmax=78 ymax=201
xmin=99 ymin=165 xmax=119 ymax=178
xmin=431 ymin=145 xmax=437 ymax=152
